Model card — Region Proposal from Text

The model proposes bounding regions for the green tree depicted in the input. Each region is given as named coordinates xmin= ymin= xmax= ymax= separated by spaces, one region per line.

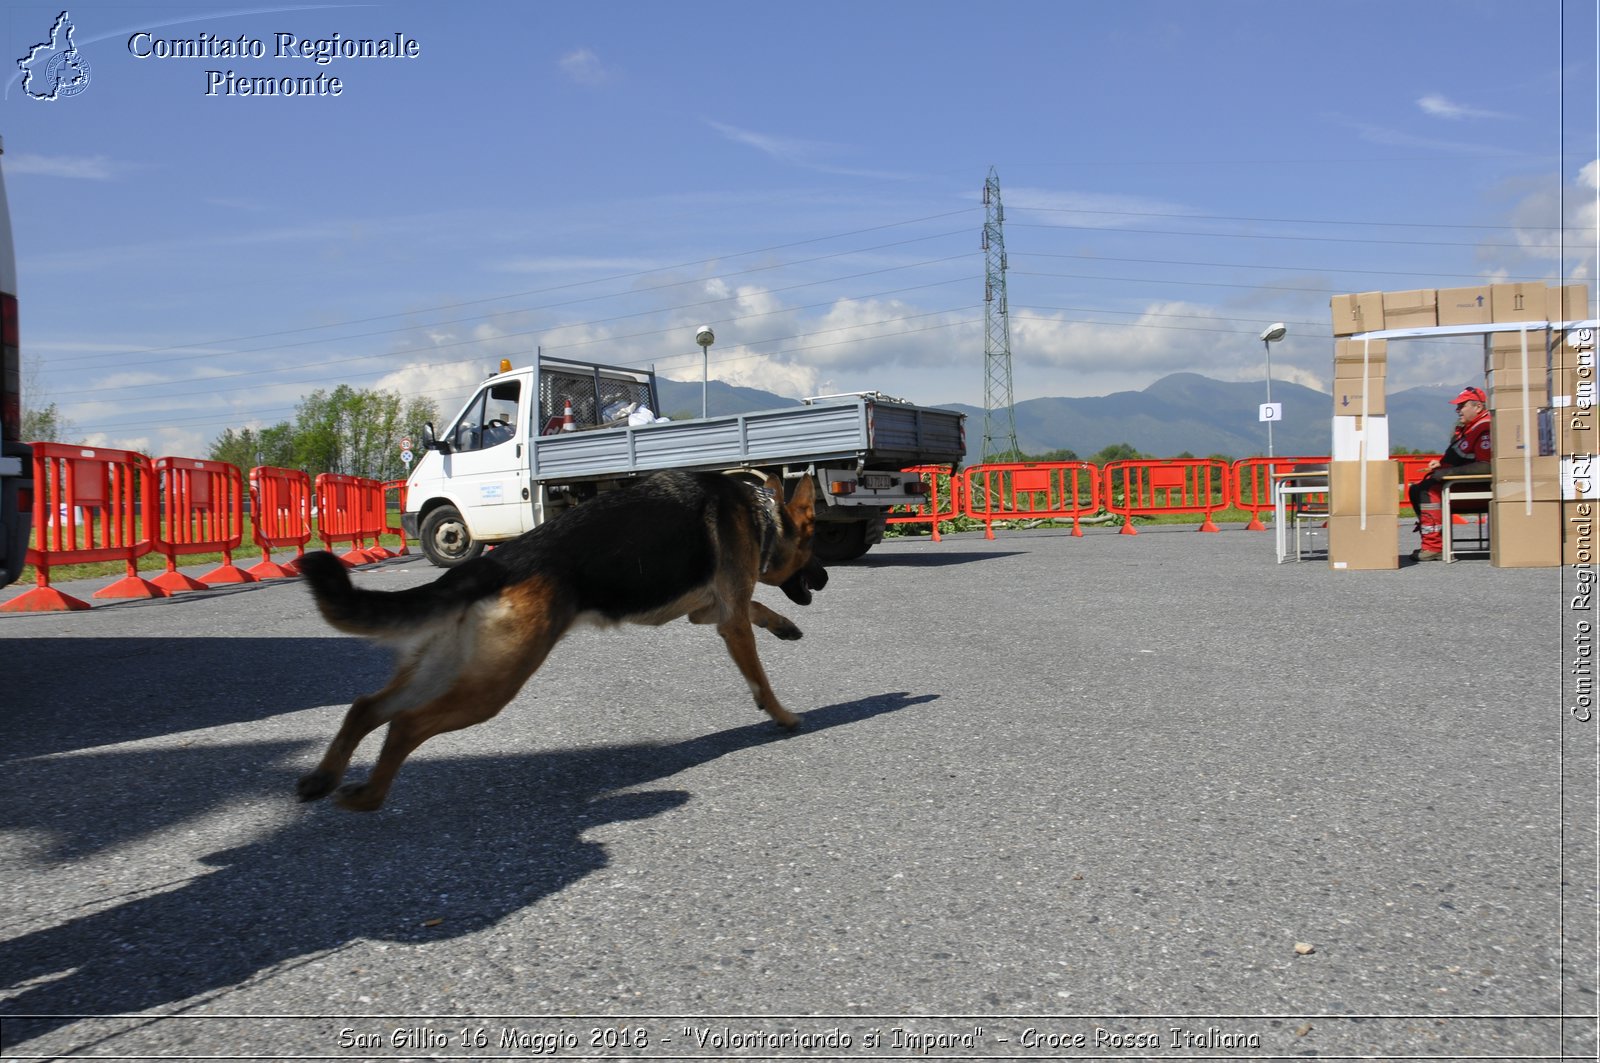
xmin=209 ymin=423 xmax=296 ymax=471
xmin=1090 ymin=442 xmax=1145 ymax=463
xmin=285 ymin=386 xmax=439 ymax=481
xmin=20 ymin=402 xmax=76 ymax=443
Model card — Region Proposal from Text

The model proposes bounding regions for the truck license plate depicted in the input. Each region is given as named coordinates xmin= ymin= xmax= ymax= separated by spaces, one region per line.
xmin=860 ymin=473 xmax=894 ymax=490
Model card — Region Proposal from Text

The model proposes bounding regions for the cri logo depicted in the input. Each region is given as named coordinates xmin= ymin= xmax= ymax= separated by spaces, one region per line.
xmin=18 ymin=11 xmax=92 ymax=101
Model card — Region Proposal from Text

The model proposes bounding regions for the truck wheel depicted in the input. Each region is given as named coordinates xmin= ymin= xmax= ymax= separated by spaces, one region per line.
xmin=811 ymin=520 xmax=871 ymax=563
xmin=419 ymin=505 xmax=483 ymax=568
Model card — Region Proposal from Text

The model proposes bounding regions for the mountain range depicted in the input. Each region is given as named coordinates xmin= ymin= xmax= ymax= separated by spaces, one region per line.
xmin=656 ymin=372 xmax=1461 ymax=462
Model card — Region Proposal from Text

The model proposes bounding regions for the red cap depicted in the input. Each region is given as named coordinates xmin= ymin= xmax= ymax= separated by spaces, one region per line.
xmin=1451 ymin=386 xmax=1486 ymax=405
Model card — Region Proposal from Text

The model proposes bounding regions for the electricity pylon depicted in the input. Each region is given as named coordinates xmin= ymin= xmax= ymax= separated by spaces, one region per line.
xmin=981 ymin=166 xmax=1019 ymax=461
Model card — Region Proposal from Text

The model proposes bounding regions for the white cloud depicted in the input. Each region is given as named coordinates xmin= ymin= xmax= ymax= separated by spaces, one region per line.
xmin=1417 ymin=93 xmax=1510 ymax=121
xmin=703 ymin=119 xmax=915 ymax=180
xmin=6 ymin=153 xmax=117 ymax=179
xmin=558 ymin=48 xmax=611 ymax=86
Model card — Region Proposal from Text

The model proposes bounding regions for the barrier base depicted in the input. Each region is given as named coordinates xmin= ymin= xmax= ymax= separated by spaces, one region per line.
xmin=95 ymin=575 xmax=170 ymax=600
xmin=1119 ymin=522 xmax=1139 ymax=535
xmin=1 ymin=585 xmax=92 ymax=612
xmin=249 ymin=558 xmax=300 ymax=580
xmin=200 ymin=564 xmax=257 ymax=585
xmin=1199 ymin=515 xmax=1220 ymax=533
xmin=1246 ymin=515 xmax=1266 ymax=531
xmin=337 ymin=547 xmax=375 ymax=566
xmin=153 ymin=570 xmax=210 ymax=593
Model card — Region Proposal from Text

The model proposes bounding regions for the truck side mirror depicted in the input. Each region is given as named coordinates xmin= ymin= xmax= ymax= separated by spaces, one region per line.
xmin=422 ymin=421 xmax=452 ymax=454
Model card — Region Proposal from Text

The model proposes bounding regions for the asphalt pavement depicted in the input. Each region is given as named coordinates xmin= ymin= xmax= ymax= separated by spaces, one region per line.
xmin=1 ymin=525 xmax=1595 ymax=1061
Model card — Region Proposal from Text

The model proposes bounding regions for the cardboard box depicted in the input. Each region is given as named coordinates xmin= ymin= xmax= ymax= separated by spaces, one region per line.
xmin=1331 ymin=291 xmax=1384 ymax=336
xmin=1329 ymin=459 xmax=1399 ymax=516
xmin=1332 ymin=414 xmax=1390 ymax=461
xmin=1489 ymin=383 xmax=1544 ymax=412
xmin=1490 ymin=499 xmax=1561 ymax=567
xmin=1548 ymin=363 xmax=1595 ymax=407
xmin=1492 ymin=455 xmax=1561 ymax=502
xmin=1438 ymin=285 xmax=1492 ymax=325
xmin=1487 ymin=363 xmax=1539 ymax=390
xmin=1332 ymin=377 xmax=1386 ymax=416
xmin=1563 ymin=500 xmax=1597 ymax=566
xmin=1492 ymin=283 xmax=1548 ymax=323
xmin=1382 ymin=289 xmax=1438 ymax=330
xmin=1333 ymin=337 xmax=1389 ymax=365
xmin=1548 ymin=283 xmax=1593 ymax=323
xmin=1488 ymin=328 xmax=1549 ymax=372
xmin=1491 ymin=405 xmax=1553 ymax=458
xmin=1328 ymin=514 xmax=1399 ymax=570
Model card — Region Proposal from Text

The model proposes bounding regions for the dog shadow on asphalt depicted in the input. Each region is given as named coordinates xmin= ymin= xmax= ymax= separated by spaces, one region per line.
xmin=2 ymin=637 xmax=395 ymax=760
xmin=0 ymin=690 xmax=935 ymax=1050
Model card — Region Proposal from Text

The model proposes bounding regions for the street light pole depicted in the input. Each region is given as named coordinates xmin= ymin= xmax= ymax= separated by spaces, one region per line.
xmin=695 ymin=325 xmax=715 ymax=418
xmin=1260 ymin=322 xmax=1287 ymax=458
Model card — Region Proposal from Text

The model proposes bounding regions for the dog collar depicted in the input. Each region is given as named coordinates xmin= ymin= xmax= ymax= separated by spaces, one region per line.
xmin=755 ymin=487 xmax=781 ymax=574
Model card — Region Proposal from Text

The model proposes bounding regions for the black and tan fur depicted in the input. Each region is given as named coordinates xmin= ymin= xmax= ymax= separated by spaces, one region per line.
xmin=295 ymin=470 xmax=826 ymax=811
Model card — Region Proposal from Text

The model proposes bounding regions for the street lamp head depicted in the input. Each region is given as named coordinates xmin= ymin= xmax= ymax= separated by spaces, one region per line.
xmin=1260 ymin=322 xmax=1288 ymax=343
xmin=695 ymin=325 xmax=715 ymax=349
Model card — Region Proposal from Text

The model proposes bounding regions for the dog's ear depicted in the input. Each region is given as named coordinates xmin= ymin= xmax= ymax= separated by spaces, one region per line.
xmin=786 ymin=474 xmax=815 ymax=522
xmin=763 ymin=472 xmax=784 ymax=496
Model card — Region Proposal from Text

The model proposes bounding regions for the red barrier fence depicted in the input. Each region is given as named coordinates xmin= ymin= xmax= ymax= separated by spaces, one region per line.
xmin=962 ymin=461 xmax=1101 ymax=538
xmin=248 ymin=466 xmax=313 ymax=579
xmin=1233 ymin=457 xmax=1332 ymax=530
xmin=152 ymin=457 xmax=254 ymax=592
xmin=381 ymin=479 xmax=411 ymax=556
xmin=314 ymin=473 xmax=387 ymax=565
xmin=885 ymin=466 xmax=961 ymax=542
xmin=1102 ymin=459 xmax=1231 ymax=534
xmin=1 ymin=444 xmax=162 ymax=612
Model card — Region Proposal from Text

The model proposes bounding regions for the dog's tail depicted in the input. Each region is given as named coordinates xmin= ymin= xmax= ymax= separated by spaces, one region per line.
xmin=299 ymin=551 xmax=509 ymax=636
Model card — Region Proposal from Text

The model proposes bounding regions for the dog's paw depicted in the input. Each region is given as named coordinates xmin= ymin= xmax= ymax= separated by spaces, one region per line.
xmin=766 ymin=617 xmax=803 ymax=641
xmin=333 ymin=781 xmax=387 ymax=812
xmin=296 ymin=771 xmax=337 ymax=802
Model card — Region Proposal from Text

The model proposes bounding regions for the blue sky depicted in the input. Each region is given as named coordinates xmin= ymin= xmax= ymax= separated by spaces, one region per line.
xmin=3 ymin=0 xmax=1596 ymax=457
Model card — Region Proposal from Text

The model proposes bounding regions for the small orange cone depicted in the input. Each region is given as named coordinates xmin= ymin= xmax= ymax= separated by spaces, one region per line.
xmin=560 ymin=400 xmax=576 ymax=432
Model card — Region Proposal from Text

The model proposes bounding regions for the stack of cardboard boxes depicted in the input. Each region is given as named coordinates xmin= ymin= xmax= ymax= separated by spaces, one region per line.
xmin=1327 ymin=281 xmax=1594 ymax=569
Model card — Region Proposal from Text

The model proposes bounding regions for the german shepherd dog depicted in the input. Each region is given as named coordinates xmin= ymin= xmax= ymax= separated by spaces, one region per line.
xmin=296 ymin=470 xmax=826 ymax=811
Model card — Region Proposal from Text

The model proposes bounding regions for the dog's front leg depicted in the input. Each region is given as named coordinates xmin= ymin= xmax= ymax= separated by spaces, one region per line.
xmin=716 ymin=610 xmax=802 ymax=731
xmin=749 ymin=601 xmax=803 ymax=641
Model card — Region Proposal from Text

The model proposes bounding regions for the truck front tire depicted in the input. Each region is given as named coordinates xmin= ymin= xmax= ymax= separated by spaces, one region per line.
xmin=419 ymin=504 xmax=484 ymax=568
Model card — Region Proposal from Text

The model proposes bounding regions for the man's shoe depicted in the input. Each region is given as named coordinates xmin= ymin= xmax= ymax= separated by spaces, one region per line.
xmin=1411 ymin=548 xmax=1442 ymax=562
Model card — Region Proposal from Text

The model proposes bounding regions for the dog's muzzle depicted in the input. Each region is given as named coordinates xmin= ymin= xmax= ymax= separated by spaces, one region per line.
xmin=780 ymin=556 xmax=828 ymax=606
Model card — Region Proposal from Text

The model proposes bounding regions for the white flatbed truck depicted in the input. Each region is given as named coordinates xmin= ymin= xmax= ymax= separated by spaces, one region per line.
xmin=401 ymin=355 xmax=966 ymax=565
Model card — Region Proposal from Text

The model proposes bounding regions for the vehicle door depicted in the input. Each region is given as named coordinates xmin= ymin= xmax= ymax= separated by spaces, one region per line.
xmin=441 ymin=378 xmax=531 ymax=539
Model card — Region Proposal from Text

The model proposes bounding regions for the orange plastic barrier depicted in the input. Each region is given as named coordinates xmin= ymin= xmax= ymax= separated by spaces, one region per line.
xmin=314 ymin=473 xmax=385 ymax=565
xmin=151 ymin=457 xmax=255 ymax=592
xmin=380 ymin=479 xmax=411 ymax=556
xmin=1 ymin=444 xmax=163 ymax=612
xmin=1103 ymin=458 xmax=1230 ymax=534
xmin=248 ymin=466 xmax=312 ymax=579
xmin=962 ymin=461 xmax=1102 ymax=538
xmin=1232 ymin=456 xmax=1331 ymax=530
xmin=885 ymin=465 xmax=961 ymax=542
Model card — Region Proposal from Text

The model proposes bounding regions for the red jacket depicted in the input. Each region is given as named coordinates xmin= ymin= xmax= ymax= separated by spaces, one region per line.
xmin=1442 ymin=410 xmax=1492 ymax=466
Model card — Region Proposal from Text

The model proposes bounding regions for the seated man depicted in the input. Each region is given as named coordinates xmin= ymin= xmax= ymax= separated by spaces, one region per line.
xmin=1409 ymin=385 xmax=1491 ymax=562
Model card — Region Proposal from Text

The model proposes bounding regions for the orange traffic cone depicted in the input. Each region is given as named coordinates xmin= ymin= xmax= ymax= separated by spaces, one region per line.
xmin=560 ymin=400 xmax=576 ymax=432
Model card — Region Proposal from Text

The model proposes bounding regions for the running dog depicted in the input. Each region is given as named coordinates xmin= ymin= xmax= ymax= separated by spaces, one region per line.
xmin=296 ymin=470 xmax=826 ymax=811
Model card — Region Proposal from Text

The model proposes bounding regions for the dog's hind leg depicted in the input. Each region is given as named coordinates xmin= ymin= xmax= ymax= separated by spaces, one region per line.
xmin=716 ymin=608 xmax=801 ymax=731
xmin=297 ymin=657 xmax=422 ymax=802
xmin=332 ymin=586 xmax=574 ymax=811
